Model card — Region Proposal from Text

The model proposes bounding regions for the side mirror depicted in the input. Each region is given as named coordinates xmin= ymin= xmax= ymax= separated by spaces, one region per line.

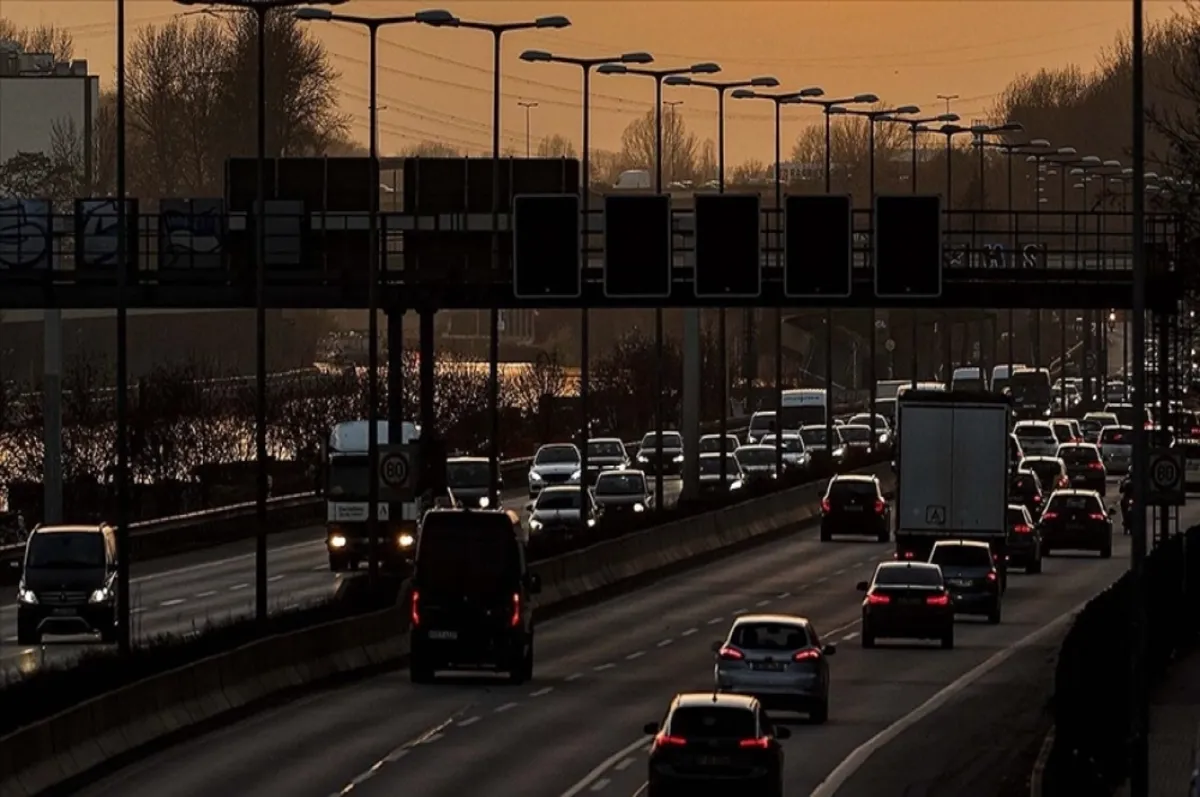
xmin=710 ymin=640 xmax=723 ymax=653
xmin=643 ymin=722 xmax=659 ymax=735
xmin=774 ymin=725 xmax=792 ymax=740
xmin=822 ymin=643 xmax=837 ymax=656
xmin=855 ymin=581 xmax=869 ymax=592
xmin=527 ymin=573 xmax=542 ymax=595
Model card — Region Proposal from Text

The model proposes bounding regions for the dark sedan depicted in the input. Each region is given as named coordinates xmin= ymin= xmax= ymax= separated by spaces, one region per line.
xmin=1057 ymin=443 xmax=1107 ymax=495
xmin=1009 ymin=470 xmax=1046 ymax=519
xmin=928 ymin=540 xmax=1002 ymax=623
xmin=1040 ymin=489 xmax=1113 ymax=558
xmin=859 ymin=562 xmax=954 ymax=649
xmin=1006 ymin=503 xmax=1043 ymax=573
xmin=592 ymin=469 xmax=653 ymax=516
xmin=820 ymin=474 xmax=890 ymax=542
xmin=636 ymin=431 xmax=684 ymax=476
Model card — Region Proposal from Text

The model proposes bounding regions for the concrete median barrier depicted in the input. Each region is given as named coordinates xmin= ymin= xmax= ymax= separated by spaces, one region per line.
xmin=0 ymin=459 xmax=885 ymax=797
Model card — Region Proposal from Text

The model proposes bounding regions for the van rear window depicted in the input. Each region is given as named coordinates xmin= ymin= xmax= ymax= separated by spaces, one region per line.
xmin=416 ymin=513 xmax=520 ymax=594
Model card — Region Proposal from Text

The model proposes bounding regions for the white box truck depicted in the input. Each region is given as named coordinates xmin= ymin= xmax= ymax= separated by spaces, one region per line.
xmin=894 ymin=391 xmax=1012 ymax=576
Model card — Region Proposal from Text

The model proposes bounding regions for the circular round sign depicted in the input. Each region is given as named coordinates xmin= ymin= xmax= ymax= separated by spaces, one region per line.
xmin=1151 ymin=455 xmax=1180 ymax=490
xmin=884 ymin=339 xmax=896 ymax=352
xmin=380 ymin=452 xmax=410 ymax=488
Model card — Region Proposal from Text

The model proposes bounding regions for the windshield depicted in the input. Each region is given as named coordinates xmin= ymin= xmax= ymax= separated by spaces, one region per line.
xmin=1011 ymin=474 xmax=1041 ymax=494
xmin=669 ymin=707 xmax=757 ymax=739
xmin=736 ymin=448 xmax=776 ymax=467
xmin=1007 ymin=506 xmax=1029 ymax=524
xmin=26 ymin=532 xmax=105 ymax=568
xmin=1149 ymin=429 xmax=1175 ymax=447
xmin=1028 ymin=460 xmax=1063 ymax=480
xmin=328 ymin=456 xmax=369 ymax=497
xmin=1079 ymin=420 xmax=1103 ymax=435
xmin=595 ymin=473 xmax=646 ymax=494
xmin=699 ymin=457 xmax=738 ymax=476
xmin=536 ymin=491 xmax=583 ymax=510
xmin=730 ymin=622 xmax=810 ymax=651
xmin=446 ymin=461 xmax=490 ymax=488
xmin=761 ymin=435 xmax=803 ymax=452
xmin=1048 ymin=494 xmax=1104 ymax=513
xmin=1059 ymin=446 xmax=1100 ymax=463
xmin=1051 ymin=423 xmax=1074 ymax=441
xmin=415 ymin=514 xmax=520 ymax=595
xmin=800 ymin=428 xmax=831 ymax=446
xmin=930 ymin=545 xmax=993 ymax=568
xmin=640 ymin=433 xmax=682 ymax=449
xmin=874 ymin=565 xmax=942 ymax=586
xmin=699 ymin=436 xmax=739 ymax=453
xmin=535 ymin=446 xmax=579 ymax=464
xmin=1108 ymin=405 xmax=1147 ymax=426
xmin=828 ymin=480 xmax=878 ymax=500
xmin=953 ymin=378 xmax=985 ymax=391
xmin=587 ymin=441 xmax=625 ymax=458
xmin=749 ymin=413 xmax=776 ymax=431
xmin=849 ymin=414 xmax=889 ymax=429
xmin=1015 ymin=425 xmax=1055 ymax=440
xmin=1100 ymin=427 xmax=1132 ymax=445
xmin=839 ymin=426 xmax=872 ymax=442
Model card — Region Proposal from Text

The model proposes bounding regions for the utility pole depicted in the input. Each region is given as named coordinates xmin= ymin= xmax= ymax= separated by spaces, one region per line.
xmin=518 ymin=100 xmax=538 ymax=157
xmin=936 ymin=93 xmax=959 ymax=115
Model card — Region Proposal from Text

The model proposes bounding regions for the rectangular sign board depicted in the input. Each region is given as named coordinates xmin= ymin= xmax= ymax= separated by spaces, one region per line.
xmin=0 ymin=198 xmax=52 ymax=271
xmin=512 ymin=193 xmax=581 ymax=299
xmin=784 ymin=194 xmax=853 ymax=298
xmin=873 ymin=194 xmax=942 ymax=299
xmin=693 ymin=193 xmax=762 ymax=298
xmin=603 ymin=194 xmax=671 ymax=299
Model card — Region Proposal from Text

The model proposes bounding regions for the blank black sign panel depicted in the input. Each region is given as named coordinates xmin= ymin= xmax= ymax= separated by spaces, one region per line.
xmin=693 ymin=193 xmax=762 ymax=298
xmin=784 ymin=194 xmax=853 ymax=298
xmin=603 ymin=194 xmax=672 ymax=298
xmin=512 ymin=193 xmax=581 ymax=299
xmin=873 ymin=195 xmax=943 ymax=298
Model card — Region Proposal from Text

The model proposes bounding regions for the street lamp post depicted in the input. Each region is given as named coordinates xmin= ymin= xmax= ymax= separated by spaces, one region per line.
xmin=517 ymin=100 xmax=538 ymax=156
xmin=781 ymin=93 xmax=878 ymax=456
xmin=828 ymin=103 xmax=921 ymax=453
xmin=175 ymin=0 xmax=346 ymax=623
xmin=879 ymin=112 xmax=960 ymax=387
xmin=731 ymin=86 xmax=824 ymax=477
xmin=666 ymin=73 xmax=779 ymax=482
xmin=599 ymin=60 xmax=721 ymax=511
xmin=426 ymin=13 xmax=572 ymax=508
xmin=1025 ymin=146 xmax=1078 ymax=368
xmin=521 ymin=48 xmax=653 ymax=514
xmin=295 ymin=6 xmax=454 ymax=586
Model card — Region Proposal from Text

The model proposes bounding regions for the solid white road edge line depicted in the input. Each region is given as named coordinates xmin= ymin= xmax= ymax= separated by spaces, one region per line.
xmin=1029 ymin=725 xmax=1056 ymax=797
xmin=560 ymin=736 xmax=653 ymax=797
xmin=808 ymin=598 xmax=1087 ymax=797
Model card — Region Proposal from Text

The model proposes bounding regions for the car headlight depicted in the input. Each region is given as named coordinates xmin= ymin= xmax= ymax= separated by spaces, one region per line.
xmin=833 ymin=447 xmax=846 ymax=457
xmin=570 ymin=470 xmax=582 ymax=482
xmin=478 ymin=496 xmax=490 ymax=508
xmin=329 ymin=533 xmax=347 ymax=549
xmin=636 ymin=454 xmax=649 ymax=462
xmin=587 ymin=518 xmax=596 ymax=527
xmin=17 ymin=587 xmax=37 ymax=604
xmin=89 ymin=588 xmax=110 ymax=604
xmin=730 ymin=479 xmax=744 ymax=490
xmin=673 ymin=454 xmax=684 ymax=463
xmin=529 ymin=518 xmax=543 ymax=531
xmin=529 ymin=471 xmax=543 ymax=482
xmin=398 ymin=533 xmax=415 ymax=548
xmin=633 ymin=502 xmax=645 ymax=513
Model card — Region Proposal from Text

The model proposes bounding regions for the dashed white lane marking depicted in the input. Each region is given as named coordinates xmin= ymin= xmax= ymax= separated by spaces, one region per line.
xmin=495 ymin=702 xmax=519 ymax=713
xmin=625 ymin=651 xmax=645 ymax=661
xmin=706 ymin=617 xmax=723 ymax=625
xmin=656 ymin=639 xmax=673 ymax=648
xmin=130 ymin=607 xmax=146 ymax=615
xmin=458 ymin=715 xmax=481 ymax=727
xmin=559 ymin=736 xmax=655 ymax=797
xmin=834 ymin=568 xmax=848 ymax=575
xmin=681 ymin=628 xmax=698 ymax=637
xmin=594 ymin=663 xmax=615 ymax=672
xmin=3 ymin=636 xmax=15 ymax=643
xmin=731 ymin=607 xmax=748 ymax=615
xmin=755 ymin=599 xmax=771 ymax=607
xmin=195 ymin=590 xmax=217 ymax=598
xmin=327 ymin=720 xmax=453 ymax=796
xmin=566 ymin=672 xmax=583 ymax=682
xmin=589 ymin=779 xmax=610 ymax=792
xmin=614 ymin=757 xmax=636 ymax=771
xmin=268 ymin=574 xmax=285 ymax=582
xmin=840 ymin=631 xmax=860 ymax=641
xmin=422 ymin=732 xmax=444 ymax=743
xmin=383 ymin=748 xmax=410 ymax=763
xmin=531 ymin=686 xmax=554 ymax=697
xmin=777 ymin=591 xmax=791 ymax=599
xmin=815 ymin=576 xmax=828 ymax=583
xmin=160 ymin=598 xmax=185 ymax=607
xmin=229 ymin=583 xmax=248 ymax=591
xmin=312 ymin=565 xmax=325 ymax=572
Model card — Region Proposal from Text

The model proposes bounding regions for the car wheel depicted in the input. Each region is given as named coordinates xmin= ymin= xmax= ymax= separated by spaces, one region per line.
xmin=409 ymin=651 xmax=435 ymax=684
xmin=877 ymin=530 xmax=890 ymax=543
xmin=820 ymin=528 xmax=832 ymax=542
xmin=810 ymin=698 xmax=829 ymax=724
xmin=861 ymin=627 xmax=876 ymax=649
xmin=1027 ymin=556 xmax=1043 ymax=574
xmin=987 ymin=604 xmax=1002 ymax=625
xmin=508 ymin=644 xmax=530 ymax=685
xmin=328 ymin=554 xmax=348 ymax=572
xmin=941 ymin=631 xmax=955 ymax=650
xmin=1100 ymin=544 xmax=1112 ymax=559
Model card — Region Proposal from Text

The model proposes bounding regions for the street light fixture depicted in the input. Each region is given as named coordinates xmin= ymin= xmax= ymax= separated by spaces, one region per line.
xmin=294 ymin=5 xmax=454 ymax=586
xmin=878 ymin=113 xmax=960 ymax=192
xmin=665 ymin=72 xmax=779 ymax=484
xmin=519 ymin=47 xmax=654 ymax=512
xmin=599 ymin=59 xmax=722 ymax=512
xmin=173 ymin=0 xmax=347 ymax=626
xmin=429 ymin=12 xmax=572 ymax=506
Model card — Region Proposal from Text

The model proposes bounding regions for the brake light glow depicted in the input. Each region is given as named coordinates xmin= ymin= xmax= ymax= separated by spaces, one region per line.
xmin=739 ymin=737 xmax=771 ymax=749
xmin=866 ymin=593 xmax=891 ymax=605
xmin=900 ymin=550 xmax=915 ymax=559
xmin=1057 ymin=476 xmax=1069 ymax=488
xmin=1089 ymin=512 xmax=1107 ymax=521
xmin=1088 ymin=461 xmax=1104 ymax=470
xmin=874 ymin=499 xmax=886 ymax=514
xmin=1013 ymin=523 xmax=1031 ymax=534
xmin=654 ymin=733 xmax=687 ymax=749
xmin=986 ymin=571 xmax=998 ymax=582
xmin=1042 ymin=511 xmax=1058 ymax=520
xmin=510 ymin=592 xmax=521 ymax=627
xmin=793 ymin=648 xmax=821 ymax=662
xmin=410 ymin=589 xmax=420 ymax=627
xmin=718 ymin=646 xmax=745 ymax=660
xmin=821 ymin=498 xmax=832 ymax=513
xmin=926 ymin=593 xmax=950 ymax=606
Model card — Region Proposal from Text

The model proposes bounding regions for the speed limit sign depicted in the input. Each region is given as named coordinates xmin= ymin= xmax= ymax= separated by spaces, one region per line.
xmin=378 ymin=444 xmax=418 ymax=500
xmin=1148 ymin=448 xmax=1185 ymax=507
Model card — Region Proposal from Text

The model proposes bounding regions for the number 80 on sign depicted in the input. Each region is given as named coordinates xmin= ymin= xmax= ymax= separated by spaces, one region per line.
xmin=378 ymin=444 xmax=418 ymax=500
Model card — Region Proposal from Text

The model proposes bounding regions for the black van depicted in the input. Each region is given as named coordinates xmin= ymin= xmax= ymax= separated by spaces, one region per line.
xmin=15 ymin=524 xmax=119 ymax=644
xmin=408 ymin=509 xmax=541 ymax=684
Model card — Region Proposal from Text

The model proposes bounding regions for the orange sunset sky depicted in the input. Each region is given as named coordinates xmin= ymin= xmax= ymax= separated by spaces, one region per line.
xmin=0 ymin=0 xmax=1184 ymax=165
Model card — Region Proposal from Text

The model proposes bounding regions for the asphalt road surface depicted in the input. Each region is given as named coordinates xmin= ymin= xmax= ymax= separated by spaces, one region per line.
xmin=0 ymin=479 xmax=683 ymax=678
xmin=70 ymin=475 xmax=1176 ymax=797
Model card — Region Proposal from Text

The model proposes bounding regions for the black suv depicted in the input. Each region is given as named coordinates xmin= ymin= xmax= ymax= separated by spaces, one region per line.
xmin=644 ymin=692 xmax=789 ymax=797
xmin=408 ymin=509 xmax=541 ymax=684
xmin=15 ymin=524 xmax=119 ymax=644
xmin=820 ymin=474 xmax=890 ymax=542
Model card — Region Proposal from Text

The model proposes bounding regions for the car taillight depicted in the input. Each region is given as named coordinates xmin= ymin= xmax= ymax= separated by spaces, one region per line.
xmin=1033 ymin=495 xmax=1042 ymax=503
xmin=821 ymin=499 xmax=832 ymax=513
xmin=866 ymin=593 xmax=891 ymax=605
xmin=926 ymin=593 xmax=950 ymax=606
xmin=1042 ymin=511 xmax=1057 ymax=520
xmin=510 ymin=592 xmax=521 ymax=627
xmin=410 ymin=589 xmax=420 ymax=627
xmin=718 ymin=646 xmax=745 ymax=660
xmin=739 ymin=737 xmax=771 ymax=749
xmin=654 ymin=733 xmax=688 ymax=749
xmin=874 ymin=499 xmax=886 ymax=514
xmin=1058 ymin=476 xmax=1069 ymax=488
xmin=1088 ymin=461 xmax=1104 ymax=470
xmin=1013 ymin=524 xmax=1031 ymax=534
xmin=793 ymin=648 xmax=821 ymax=662
xmin=1089 ymin=512 xmax=1107 ymax=521
xmin=986 ymin=571 xmax=998 ymax=582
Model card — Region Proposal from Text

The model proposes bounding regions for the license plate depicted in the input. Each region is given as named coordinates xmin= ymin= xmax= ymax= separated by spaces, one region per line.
xmin=844 ymin=505 xmax=863 ymax=512
xmin=752 ymin=662 xmax=785 ymax=671
xmin=427 ymin=630 xmax=458 ymax=640
xmin=1067 ymin=523 xmax=1084 ymax=532
xmin=694 ymin=756 xmax=731 ymax=767
xmin=948 ymin=579 xmax=969 ymax=587
xmin=51 ymin=607 xmax=76 ymax=616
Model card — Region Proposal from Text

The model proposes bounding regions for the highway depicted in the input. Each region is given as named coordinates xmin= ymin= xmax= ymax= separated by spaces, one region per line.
xmin=70 ymin=474 xmax=1166 ymax=797
xmin=0 ymin=479 xmax=683 ymax=677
